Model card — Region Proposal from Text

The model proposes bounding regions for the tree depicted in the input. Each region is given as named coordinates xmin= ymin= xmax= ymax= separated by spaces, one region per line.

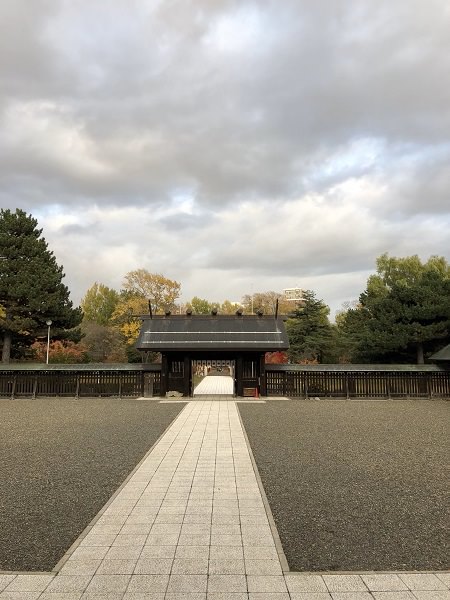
xmin=265 ymin=351 xmax=289 ymax=364
xmin=109 ymin=269 xmax=181 ymax=363
xmin=81 ymin=283 xmax=119 ymax=325
xmin=333 ymin=300 xmax=361 ymax=363
xmin=0 ymin=209 xmax=82 ymax=363
xmin=286 ymin=290 xmax=335 ymax=363
xmin=241 ymin=291 xmax=296 ymax=315
xmin=81 ymin=321 xmax=127 ymax=362
xmin=111 ymin=292 xmax=148 ymax=345
xmin=341 ymin=254 xmax=450 ymax=363
xmin=187 ymin=297 xmax=213 ymax=314
xmin=220 ymin=300 xmax=242 ymax=314
xmin=31 ymin=340 xmax=88 ymax=364
xmin=183 ymin=298 xmax=242 ymax=315
xmin=123 ymin=269 xmax=181 ymax=313
xmin=186 ymin=297 xmax=221 ymax=314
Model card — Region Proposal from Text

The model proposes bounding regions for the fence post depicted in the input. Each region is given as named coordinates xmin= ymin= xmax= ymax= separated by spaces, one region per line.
xmin=345 ymin=373 xmax=350 ymax=399
xmin=304 ymin=374 xmax=308 ymax=400
xmin=118 ymin=377 xmax=122 ymax=399
xmin=32 ymin=375 xmax=38 ymax=399
xmin=11 ymin=375 xmax=16 ymax=400
xmin=75 ymin=374 xmax=80 ymax=399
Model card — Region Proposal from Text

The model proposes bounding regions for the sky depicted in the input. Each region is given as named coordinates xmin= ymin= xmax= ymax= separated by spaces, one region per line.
xmin=1 ymin=0 xmax=449 ymax=318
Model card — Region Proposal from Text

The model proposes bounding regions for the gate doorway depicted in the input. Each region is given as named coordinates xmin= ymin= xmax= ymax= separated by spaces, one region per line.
xmin=192 ymin=359 xmax=235 ymax=396
xmin=136 ymin=312 xmax=290 ymax=397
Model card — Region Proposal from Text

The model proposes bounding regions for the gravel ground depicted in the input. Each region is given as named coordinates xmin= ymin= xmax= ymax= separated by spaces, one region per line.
xmin=0 ymin=397 xmax=184 ymax=572
xmin=239 ymin=399 xmax=449 ymax=572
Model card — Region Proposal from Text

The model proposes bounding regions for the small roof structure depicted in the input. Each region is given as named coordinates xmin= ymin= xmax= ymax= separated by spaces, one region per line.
xmin=265 ymin=363 xmax=443 ymax=372
xmin=135 ymin=313 xmax=289 ymax=352
xmin=430 ymin=343 xmax=450 ymax=362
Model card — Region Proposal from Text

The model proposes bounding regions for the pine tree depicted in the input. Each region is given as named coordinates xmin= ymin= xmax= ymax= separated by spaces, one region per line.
xmin=0 ymin=209 xmax=82 ymax=363
xmin=286 ymin=290 xmax=335 ymax=363
xmin=341 ymin=254 xmax=450 ymax=363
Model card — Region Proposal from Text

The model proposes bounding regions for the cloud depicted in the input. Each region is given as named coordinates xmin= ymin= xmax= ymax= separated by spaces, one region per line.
xmin=0 ymin=0 xmax=449 ymax=317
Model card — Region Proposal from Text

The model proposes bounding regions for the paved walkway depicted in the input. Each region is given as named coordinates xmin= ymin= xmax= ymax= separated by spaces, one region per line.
xmin=193 ymin=376 xmax=234 ymax=396
xmin=1 ymin=400 xmax=448 ymax=599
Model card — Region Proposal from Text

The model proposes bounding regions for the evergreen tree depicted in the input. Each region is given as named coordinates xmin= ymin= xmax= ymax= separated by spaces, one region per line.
xmin=0 ymin=209 xmax=82 ymax=363
xmin=286 ymin=290 xmax=335 ymax=363
xmin=341 ymin=254 xmax=450 ymax=363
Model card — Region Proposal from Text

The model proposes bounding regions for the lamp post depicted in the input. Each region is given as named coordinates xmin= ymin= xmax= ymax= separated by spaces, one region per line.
xmin=46 ymin=320 xmax=52 ymax=364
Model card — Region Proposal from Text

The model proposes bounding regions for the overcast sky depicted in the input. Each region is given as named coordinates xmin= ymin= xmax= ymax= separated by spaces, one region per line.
xmin=1 ymin=0 xmax=449 ymax=317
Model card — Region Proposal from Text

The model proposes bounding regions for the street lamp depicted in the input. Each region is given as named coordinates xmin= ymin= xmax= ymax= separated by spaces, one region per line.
xmin=46 ymin=320 xmax=52 ymax=364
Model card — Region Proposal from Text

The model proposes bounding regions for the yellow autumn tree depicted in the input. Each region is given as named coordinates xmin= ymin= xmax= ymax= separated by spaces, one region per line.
xmin=111 ymin=270 xmax=181 ymax=346
xmin=111 ymin=294 xmax=148 ymax=345
xmin=123 ymin=269 xmax=181 ymax=313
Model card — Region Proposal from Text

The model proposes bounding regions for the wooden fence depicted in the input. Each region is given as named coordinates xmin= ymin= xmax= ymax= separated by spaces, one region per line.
xmin=0 ymin=365 xmax=448 ymax=399
xmin=0 ymin=368 xmax=161 ymax=399
xmin=265 ymin=367 xmax=450 ymax=398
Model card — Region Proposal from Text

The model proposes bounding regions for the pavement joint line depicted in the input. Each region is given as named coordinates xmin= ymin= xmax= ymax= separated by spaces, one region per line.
xmin=1 ymin=399 xmax=448 ymax=597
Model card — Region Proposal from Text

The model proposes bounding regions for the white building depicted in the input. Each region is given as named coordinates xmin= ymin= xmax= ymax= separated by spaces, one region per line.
xmin=283 ymin=287 xmax=303 ymax=302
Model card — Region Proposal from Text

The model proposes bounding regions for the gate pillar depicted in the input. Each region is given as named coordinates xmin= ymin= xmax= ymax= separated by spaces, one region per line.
xmin=160 ymin=353 xmax=168 ymax=397
xmin=259 ymin=353 xmax=267 ymax=396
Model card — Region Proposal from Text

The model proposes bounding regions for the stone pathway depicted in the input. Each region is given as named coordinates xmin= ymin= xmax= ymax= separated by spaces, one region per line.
xmin=1 ymin=400 xmax=448 ymax=599
xmin=193 ymin=376 xmax=234 ymax=396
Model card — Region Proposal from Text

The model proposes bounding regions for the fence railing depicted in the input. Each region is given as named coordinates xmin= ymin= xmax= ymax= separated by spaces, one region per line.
xmin=0 ymin=365 xmax=448 ymax=399
xmin=0 ymin=368 xmax=161 ymax=399
xmin=265 ymin=367 xmax=450 ymax=398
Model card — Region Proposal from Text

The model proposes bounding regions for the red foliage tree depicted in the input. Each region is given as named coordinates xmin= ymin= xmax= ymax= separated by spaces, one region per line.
xmin=265 ymin=351 xmax=289 ymax=364
xmin=31 ymin=340 xmax=88 ymax=364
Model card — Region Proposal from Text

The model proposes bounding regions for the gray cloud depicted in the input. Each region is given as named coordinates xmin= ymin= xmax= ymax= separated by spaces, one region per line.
xmin=0 ymin=0 xmax=449 ymax=316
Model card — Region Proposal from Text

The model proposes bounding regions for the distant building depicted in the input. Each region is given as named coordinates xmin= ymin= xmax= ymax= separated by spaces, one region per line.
xmin=283 ymin=287 xmax=303 ymax=302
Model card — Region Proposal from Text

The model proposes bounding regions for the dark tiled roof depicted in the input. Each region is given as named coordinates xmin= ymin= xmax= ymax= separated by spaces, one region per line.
xmin=135 ymin=314 xmax=290 ymax=351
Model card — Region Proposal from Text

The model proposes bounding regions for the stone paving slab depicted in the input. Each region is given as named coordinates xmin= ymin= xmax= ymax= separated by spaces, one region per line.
xmin=193 ymin=377 xmax=234 ymax=396
xmin=1 ymin=400 xmax=448 ymax=600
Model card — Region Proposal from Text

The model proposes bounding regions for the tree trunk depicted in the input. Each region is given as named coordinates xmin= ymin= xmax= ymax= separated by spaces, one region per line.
xmin=2 ymin=332 xmax=11 ymax=363
xmin=416 ymin=342 xmax=424 ymax=365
